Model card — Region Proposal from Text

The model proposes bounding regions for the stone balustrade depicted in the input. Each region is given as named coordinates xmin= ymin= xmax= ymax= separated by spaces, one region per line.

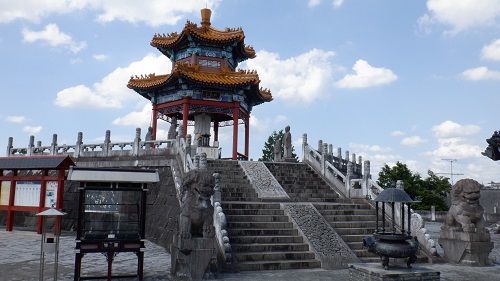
xmin=302 ymin=133 xmax=436 ymax=258
xmin=6 ymin=128 xmax=176 ymax=158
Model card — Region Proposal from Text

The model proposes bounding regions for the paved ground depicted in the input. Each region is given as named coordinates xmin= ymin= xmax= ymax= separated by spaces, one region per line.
xmin=0 ymin=222 xmax=499 ymax=281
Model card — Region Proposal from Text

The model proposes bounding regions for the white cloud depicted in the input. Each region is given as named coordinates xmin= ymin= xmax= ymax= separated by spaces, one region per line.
xmin=22 ymin=23 xmax=86 ymax=53
xmin=462 ymin=66 xmax=500 ymax=80
xmin=6 ymin=115 xmax=28 ymax=123
xmin=0 ymin=0 xmax=221 ymax=27
xmin=400 ymin=136 xmax=427 ymax=147
xmin=418 ymin=0 xmax=500 ymax=34
xmin=245 ymin=49 xmax=336 ymax=105
xmin=54 ymin=53 xmax=170 ymax=108
xmin=113 ymin=102 xmax=151 ymax=127
xmin=332 ymin=0 xmax=344 ymax=8
xmin=427 ymin=137 xmax=482 ymax=159
xmin=335 ymin=59 xmax=397 ymax=89
xmin=481 ymin=39 xmax=500 ymax=61
xmin=93 ymin=54 xmax=108 ymax=61
xmin=391 ymin=130 xmax=405 ymax=137
xmin=22 ymin=125 xmax=43 ymax=135
xmin=349 ymin=142 xmax=392 ymax=153
xmin=432 ymin=120 xmax=481 ymax=138
xmin=308 ymin=0 xmax=321 ymax=7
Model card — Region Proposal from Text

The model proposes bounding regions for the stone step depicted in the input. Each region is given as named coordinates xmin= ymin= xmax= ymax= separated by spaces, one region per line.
xmin=321 ymin=215 xmax=376 ymax=221
xmin=228 ymin=221 xmax=294 ymax=229
xmin=328 ymin=221 xmax=377 ymax=228
xmin=236 ymin=260 xmax=321 ymax=271
xmin=223 ymin=202 xmax=282 ymax=210
xmin=222 ymin=192 xmax=259 ymax=198
xmin=314 ymin=203 xmax=371 ymax=210
xmin=333 ymin=227 xmax=375 ymax=235
xmin=226 ymin=215 xmax=289 ymax=222
xmin=234 ymin=251 xmax=316 ymax=262
xmin=229 ymin=228 xmax=299 ymax=236
xmin=232 ymin=243 xmax=310 ymax=252
xmin=224 ymin=209 xmax=284 ymax=216
xmin=317 ymin=209 xmax=375 ymax=216
xmin=230 ymin=235 xmax=304 ymax=244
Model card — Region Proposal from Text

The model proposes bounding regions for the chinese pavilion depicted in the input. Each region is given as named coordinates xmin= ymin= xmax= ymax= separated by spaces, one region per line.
xmin=127 ymin=8 xmax=272 ymax=160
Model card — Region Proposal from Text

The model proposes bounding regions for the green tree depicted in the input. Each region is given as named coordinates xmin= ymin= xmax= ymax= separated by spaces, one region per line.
xmin=377 ymin=162 xmax=450 ymax=211
xmin=259 ymin=130 xmax=298 ymax=161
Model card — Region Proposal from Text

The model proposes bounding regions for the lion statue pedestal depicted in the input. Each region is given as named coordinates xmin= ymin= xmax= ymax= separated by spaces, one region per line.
xmin=439 ymin=179 xmax=493 ymax=266
xmin=171 ymin=169 xmax=217 ymax=280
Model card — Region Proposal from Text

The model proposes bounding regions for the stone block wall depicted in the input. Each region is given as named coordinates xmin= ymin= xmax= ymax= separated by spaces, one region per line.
xmin=144 ymin=166 xmax=180 ymax=250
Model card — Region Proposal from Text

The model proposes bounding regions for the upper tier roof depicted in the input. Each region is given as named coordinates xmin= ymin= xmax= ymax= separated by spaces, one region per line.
xmin=127 ymin=62 xmax=272 ymax=103
xmin=150 ymin=9 xmax=255 ymax=60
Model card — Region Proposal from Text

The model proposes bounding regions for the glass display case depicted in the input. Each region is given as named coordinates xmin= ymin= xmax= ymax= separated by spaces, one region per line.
xmin=69 ymin=167 xmax=159 ymax=281
xmin=82 ymin=189 xmax=141 ymax=240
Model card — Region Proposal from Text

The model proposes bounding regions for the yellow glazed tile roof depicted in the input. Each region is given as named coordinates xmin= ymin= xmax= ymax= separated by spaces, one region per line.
xmin=150 ymin=20 xmax=255 ymax=58
xmin=127 ymin=63 xmax=272 ymax=102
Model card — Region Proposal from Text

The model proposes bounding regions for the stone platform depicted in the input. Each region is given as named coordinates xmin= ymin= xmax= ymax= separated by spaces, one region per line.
xmin=349 ymin=263 xmax=440 ymax=281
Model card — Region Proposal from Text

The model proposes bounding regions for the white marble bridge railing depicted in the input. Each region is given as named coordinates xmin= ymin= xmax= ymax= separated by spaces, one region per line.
xmin=6 ymin=128 xmax=175 ymax=158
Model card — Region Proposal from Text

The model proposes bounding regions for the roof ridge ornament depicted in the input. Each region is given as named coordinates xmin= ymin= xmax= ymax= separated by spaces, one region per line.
xmin=201 ymin=8 xmax=212 ymax=27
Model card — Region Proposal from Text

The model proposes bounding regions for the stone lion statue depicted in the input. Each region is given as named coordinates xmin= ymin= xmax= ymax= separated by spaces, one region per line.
xmin=443 ymin=178 xmax=486 ymax=233
xmin=178 ymin=169 xmax=215 ymax=254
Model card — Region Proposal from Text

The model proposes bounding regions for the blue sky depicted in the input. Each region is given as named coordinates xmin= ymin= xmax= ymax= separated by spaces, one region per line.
xmin=1 ymin=0 xmax=499 ymax=184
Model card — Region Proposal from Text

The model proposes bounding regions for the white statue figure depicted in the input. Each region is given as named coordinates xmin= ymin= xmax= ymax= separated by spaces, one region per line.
xmin=274 ymin=137 xmax=282 ymax=162
xmin=194 ymin=113 xmax=211 ymax=141
xmin=283 ymin=125 xmax=292 ymax=159
xmin=168 ymin=117 xmax=178 ymax=139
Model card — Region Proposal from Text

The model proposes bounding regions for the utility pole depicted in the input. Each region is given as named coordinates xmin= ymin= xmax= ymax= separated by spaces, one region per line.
xmin=437 ymin=159 xmax=464 ymax=186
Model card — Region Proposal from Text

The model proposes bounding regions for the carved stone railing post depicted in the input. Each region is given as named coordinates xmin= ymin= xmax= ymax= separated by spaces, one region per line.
xmin=194 ymin=154 xmax=200 ymax=169
xmin=50 ymin=134 xmax=57 ymax=155
xmin=74 ymin=132 xmax=83 ymax=158
xmin=27 ymin=135 xmax=34 ymax=156
xmin=323 ymin=143 xmax=328 ymax=160
xmin=6 ymin=137 xmax=13 ymax=156
xmin=200 ymin=153 xmax=207 ymax=169
xmin=328 ymin=144 xmax=333 ymax=158
xmin=178 ymin=124 xmax=185 ymax=140
xmin=133 ymin=128 xmax=141 ymax=156
xmin=337 ymin=147 xmax=342 ymax=169
xmin=363 ymin=160 xmax=371 ymax=198
xmin=318 ymin=140 xmax=323 ymax=154
xmin=346 ymin=161 xmax=353 ymax=197
xmin=351 ymin=153 xmax=356 ymax=173
xmin=103 ymin=130 xmax=111 ymax=156
xmin=186 ymin=134 xmax=192 ymax=161
xmin=302 ymin=133 xmax=307 ymax=161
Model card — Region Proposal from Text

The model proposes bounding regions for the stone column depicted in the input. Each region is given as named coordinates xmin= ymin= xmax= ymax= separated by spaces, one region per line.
xmin=50 ymin=134 xmax=57 ymax=155
xmin=28 ymin=135 xmax=34 ymax=156
xmin=75 ymin=132 xmax=83 ymax=158
xmin=133 ymin=128 xmax=141 ymax=156
xmin=318 ymin=140 xmax=323 ymax=154
xmin=6 ymin=137 xmax=13 ymax=157
xmin=302 ymin=133 xmax=307 ymax=161
xmin=103 ymin=130 xmax=111 ymax=156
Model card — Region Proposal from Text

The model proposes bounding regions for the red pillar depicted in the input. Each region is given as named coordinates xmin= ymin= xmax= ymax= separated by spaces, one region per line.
xmin=6 ymin=171 xmax=17 ymax=231
xmin=152 ymin=104 xmax=158 ymax=140
xmin=214 ymin=120 xmax=219 ymax=142
xmin=182 ymin=98 xmax=189 ymax=139
xmin=245 ymin=112 xmax=250 ymax=159
xmin=232 ymin=104 xmax=239 ymax=160
xmin=37 ymin=169 xmax=48 ymax=234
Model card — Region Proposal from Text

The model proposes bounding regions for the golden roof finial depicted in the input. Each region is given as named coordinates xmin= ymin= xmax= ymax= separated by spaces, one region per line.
xmin=201 ymin=8 xmax=211 ymax=27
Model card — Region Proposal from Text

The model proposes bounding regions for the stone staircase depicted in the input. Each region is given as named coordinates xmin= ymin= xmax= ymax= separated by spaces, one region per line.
xmin=208 ymin=160 xmax=321 ymax=271
xmin=264 ymin=162 xmax=381 ymax=262
xmin=207 ymin=160 xmax=406 ymax=270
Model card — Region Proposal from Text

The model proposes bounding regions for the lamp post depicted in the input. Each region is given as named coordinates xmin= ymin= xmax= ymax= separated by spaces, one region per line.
xmin=36 ymin=207 xmax=66 ymax=281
